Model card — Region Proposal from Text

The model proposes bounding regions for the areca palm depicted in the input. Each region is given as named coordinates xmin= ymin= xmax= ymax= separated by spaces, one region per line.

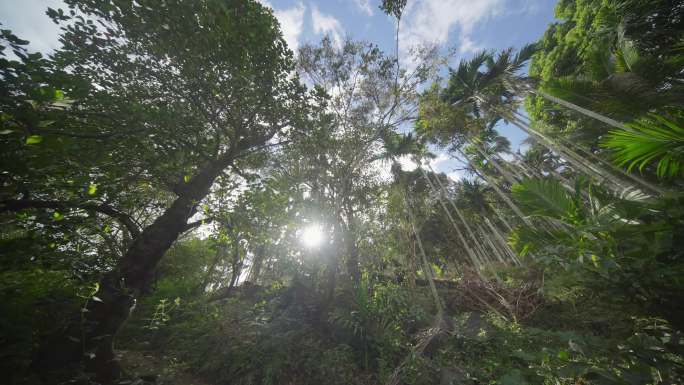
xmin=602 ymin=111 xmax=684 ymax=178
xmin=444 ymin=45 xmax=536 ymax=122
xmin=442 ymin=45 xmax=666 ymax=196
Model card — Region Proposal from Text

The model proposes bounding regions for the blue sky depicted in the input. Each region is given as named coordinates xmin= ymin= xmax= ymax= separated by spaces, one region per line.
xmin=0 ymin=0 xmax=558 ymax=179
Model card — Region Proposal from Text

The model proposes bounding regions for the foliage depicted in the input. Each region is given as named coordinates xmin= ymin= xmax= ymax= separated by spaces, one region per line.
xmin=1 ymin=1 xmax=684 ymax=384
xmin=602 ymin=110 xmax=684 ymax=178
xmin=379 ymin=0 xmax=408 ymax=20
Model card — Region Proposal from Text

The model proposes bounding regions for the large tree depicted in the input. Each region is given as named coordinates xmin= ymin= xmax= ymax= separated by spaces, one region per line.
xmin=1 ymin=0 xmax=305 ymax=382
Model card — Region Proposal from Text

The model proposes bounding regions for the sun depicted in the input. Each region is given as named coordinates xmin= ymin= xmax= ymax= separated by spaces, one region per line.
xmin=301 ymin=224 xmax=325 ymax=248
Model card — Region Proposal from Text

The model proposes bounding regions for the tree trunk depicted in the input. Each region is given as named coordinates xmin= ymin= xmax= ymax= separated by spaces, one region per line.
xmin=200 ymin=245 xmax=224 ymax=293
xmin=248 ymin=245 xmax=265 ymax=284
xmin=33 ymin=152 xmax=236 ymax=384
xmin=418 ymin=167 xmax=483 ymax=271
xmin=343 ymin=203 xmax=361 ymax=286
xmin=228 ymin=233 xmax=243 ymax=290
xmin=345 ymin=227 xmax=361 ymax=285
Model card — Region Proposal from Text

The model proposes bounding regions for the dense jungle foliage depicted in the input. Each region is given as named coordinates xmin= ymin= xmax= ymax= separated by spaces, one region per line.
xmin=1 ymin=0 xmax=683 ymax=384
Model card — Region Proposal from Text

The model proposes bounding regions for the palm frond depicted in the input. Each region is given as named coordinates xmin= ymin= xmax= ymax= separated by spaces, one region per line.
xmin=513 ymin=43 xmax=538 ymax=67
xmin=511 ymin=178 xmax=577 ymax=220
xmin=601 ymin=112 xmax=684 ymax=178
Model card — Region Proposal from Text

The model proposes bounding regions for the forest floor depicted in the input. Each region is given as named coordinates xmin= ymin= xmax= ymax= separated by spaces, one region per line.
xmin=118 ymin=348 xmax=207 ymax=385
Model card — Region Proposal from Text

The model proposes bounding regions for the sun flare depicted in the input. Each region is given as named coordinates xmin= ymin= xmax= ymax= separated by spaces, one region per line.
xmin=301 ymin=224 xmax=325 ymax=248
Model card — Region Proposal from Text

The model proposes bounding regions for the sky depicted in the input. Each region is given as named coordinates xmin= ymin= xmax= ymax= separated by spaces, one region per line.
xmin=0 ymin=0 xmax=558 ymax=180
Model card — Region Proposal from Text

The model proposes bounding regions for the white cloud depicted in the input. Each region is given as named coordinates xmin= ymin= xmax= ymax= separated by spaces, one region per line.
xmin=516 ymin=0 xmax=541 ymax=15
xmin=260 ymin=1 xmax=306 ymax=52
xmin=352 ymin=0 xmax=374 ymax=16
xmin=428 ymin=153 xmax=449 ymax=169
xmin=447 ymin=170 xmax=464 ymax=182
xmin=399 ymin=0 xmax=502 ymax=56
xmin=458 ymin=35 xmax=480 ymax=54
xmin=0 ymin=0 xmax=64 ymax=54
xmin=398 ymin=155 xmax=418 ymax=171
xmin=311 ymin=5 xmax=344 ymax=48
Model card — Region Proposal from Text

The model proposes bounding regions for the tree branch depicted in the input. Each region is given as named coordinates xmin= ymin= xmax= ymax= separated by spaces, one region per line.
xmin=182 ymin=217 xmax=212 ymax=233
xmin=0 ymin=199 xmax=141 ymax=238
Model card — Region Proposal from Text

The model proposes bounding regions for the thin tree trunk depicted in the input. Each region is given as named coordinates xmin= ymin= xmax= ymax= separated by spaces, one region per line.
xmin=512 ymin=110 xmax=664 ymax=196
xmin=248 ymin=245 xmax=265 ymax=284
xmin=200 ymin=244 xmax=223 ymax=293
xmin=472 ymin=145 xmax=520 ymax=185
xmin=422 ymin=164 xmax=500 ymax=269
xmin=533 ymin=90 xmax=631 ymax=132
xmin=475 ymin=222 xmax=505 ymax=264
xmin=418 ymin=167 xmax=483 ymax=271
xmin=228 ymin=234 xmax=243 ymax=290
xmin=451 ymin=152 xmax=533 ymax=227
xmin=344 ymin=224 xmax=361 ymax=286
xmin=483 ymin=217 xmax=520 ymax=265
xmin=404 ymin=193 xmax=444 ymax=315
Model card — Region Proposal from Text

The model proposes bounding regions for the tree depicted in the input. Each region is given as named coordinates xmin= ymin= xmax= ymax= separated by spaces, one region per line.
xmin=527 ymin=0 xmax=684 ymax=125
xmin=0 ymin=0 xmax=305 ymax=382
xmin=294 ymin=37 xmax=437 ymax=287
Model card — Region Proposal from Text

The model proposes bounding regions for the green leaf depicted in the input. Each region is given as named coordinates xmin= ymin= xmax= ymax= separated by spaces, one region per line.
xmin=183 ymin=175 xmax=191 ymax=183
xmin=53 ymin=211 xmax=64 ymax=221
xmin=26 ymin=135 xmax=43 ymax=144
xmin=602 ymin=112 xmax=684 ymax=178
xmin=88 ymin=183 xmax=97 ymax=195
xmin=512 ymin=178 xmax=576 ymax=220
xmin=557 ymin=350 xmax=569 ymax=360
xmin=590 ymin=254 xmax=600 ymax=267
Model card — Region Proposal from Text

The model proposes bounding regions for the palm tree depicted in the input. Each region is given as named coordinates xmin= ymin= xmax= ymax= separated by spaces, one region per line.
xmin=442 ymin=45 xmax=662 ymax=196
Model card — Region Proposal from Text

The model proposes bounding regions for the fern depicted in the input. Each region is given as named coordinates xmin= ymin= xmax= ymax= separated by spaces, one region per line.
xmin=602 ymin=112 xmax=684 ymax=178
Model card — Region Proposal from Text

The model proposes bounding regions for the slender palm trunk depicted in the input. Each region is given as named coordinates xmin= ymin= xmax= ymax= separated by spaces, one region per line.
xmin=532 ymin=90 xmax=632 ymax=132
xmin=496 ymin=210 xmax=515 ymax=232
xmin=483 ymin=217 xmax=521 ymax=265
xmin=512 ymin=110 xmax=664 ymax=196
xmin=452 ymin=151 xmax=533 ymax=227
xmin=503 ymin=112 xmax=610 ymax=183
xmin=404 ymin=193 xmax=444 ymax=315
xmin=472 ymin=144 xmax=520 ymax=185
xmin=475 ymin=222 xmax=506 ymax=264
xmin=417 ymin=167 xmax=483 ymax=270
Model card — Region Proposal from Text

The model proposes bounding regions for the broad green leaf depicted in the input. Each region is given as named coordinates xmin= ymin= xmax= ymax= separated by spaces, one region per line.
xmin=88 ymin=183 xmax=97 ymax=195
xmin=53 ymin=211 xmax=64 ymax=221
